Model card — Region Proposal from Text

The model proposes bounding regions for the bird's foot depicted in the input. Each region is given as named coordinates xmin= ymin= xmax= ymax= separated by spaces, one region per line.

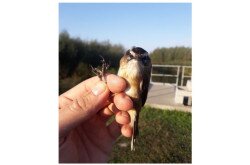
xmin=91 ymin=55 xmax=110 ymax=83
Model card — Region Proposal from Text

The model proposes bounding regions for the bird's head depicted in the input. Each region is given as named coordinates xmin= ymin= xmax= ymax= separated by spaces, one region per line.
xmin=119 ymin=46 xmax=151 ymax=79
xmin=120 ymin=47 xmax=151 ymax=68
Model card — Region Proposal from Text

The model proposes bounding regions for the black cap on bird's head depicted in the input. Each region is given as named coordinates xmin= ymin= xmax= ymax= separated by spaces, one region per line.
xmin=130 ymin=46 xmax=148 ymax=55
xmin=125 ymin=46 xmax=151 ymax=65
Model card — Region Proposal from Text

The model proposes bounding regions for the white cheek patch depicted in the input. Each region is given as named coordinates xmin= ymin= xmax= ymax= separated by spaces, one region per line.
xmin=129 ymin=50 xmax=136 ymax=56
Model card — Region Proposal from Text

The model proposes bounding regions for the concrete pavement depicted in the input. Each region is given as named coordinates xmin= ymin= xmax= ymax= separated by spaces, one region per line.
xmin=146 ymin=83 xmax=192 ymax=112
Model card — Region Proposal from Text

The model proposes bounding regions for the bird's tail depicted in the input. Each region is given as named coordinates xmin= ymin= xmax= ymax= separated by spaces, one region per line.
xmin=128 ymin=109 xmax=138 ymax=151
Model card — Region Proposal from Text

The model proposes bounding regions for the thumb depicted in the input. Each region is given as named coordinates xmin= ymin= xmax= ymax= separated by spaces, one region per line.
xmin=59 ymin=81 xmax=109 ymax=137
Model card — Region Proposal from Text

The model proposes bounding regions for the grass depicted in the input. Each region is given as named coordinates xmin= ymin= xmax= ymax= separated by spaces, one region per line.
xmin=108 ymin=106 xmax=192 ymax=163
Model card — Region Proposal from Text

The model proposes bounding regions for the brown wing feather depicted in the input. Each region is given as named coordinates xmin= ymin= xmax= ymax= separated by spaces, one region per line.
xmin=141 ymin=63 xmax=152 ymax=106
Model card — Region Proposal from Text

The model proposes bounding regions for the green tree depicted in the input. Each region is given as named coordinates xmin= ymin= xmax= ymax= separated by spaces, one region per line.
xmin=59 ymin=31 xmax=125 ymax=94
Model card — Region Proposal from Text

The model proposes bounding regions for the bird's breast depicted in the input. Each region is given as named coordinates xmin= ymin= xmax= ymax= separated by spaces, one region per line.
xmin=118 ymin=61 xmax=142 ymax=99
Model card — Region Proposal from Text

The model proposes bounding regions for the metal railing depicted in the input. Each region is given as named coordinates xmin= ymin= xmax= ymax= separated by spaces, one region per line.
xmin=150 ymin=65 xmax=180 ymax=86
xmin=181 ymin=66 xmax=192 ymax=86
xmin=150 ymin=65 xmax=192 ymax=87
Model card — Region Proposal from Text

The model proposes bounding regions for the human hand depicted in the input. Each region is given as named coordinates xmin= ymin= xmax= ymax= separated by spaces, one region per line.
xmin=59 ymin=74 xmax=133 ymax=163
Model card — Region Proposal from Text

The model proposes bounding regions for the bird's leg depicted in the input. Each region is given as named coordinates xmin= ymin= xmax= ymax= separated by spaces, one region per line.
xmin=91 ymin=65 xmax=102 ymax=79
xmin=91 ymin=55 xmax=110 ymax=83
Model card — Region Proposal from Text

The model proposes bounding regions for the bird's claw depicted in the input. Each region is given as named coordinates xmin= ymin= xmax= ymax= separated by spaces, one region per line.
xmin=91 ymin=55 xmax=109 ymax=83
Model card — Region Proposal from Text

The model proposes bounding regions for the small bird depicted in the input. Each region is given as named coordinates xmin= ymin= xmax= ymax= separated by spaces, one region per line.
xmin=118 ymin=47 xmax=152 ymax=151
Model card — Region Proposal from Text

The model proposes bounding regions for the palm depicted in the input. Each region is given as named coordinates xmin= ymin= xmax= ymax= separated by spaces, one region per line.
xmin=59 ymin=114 xmax=116 ymax=163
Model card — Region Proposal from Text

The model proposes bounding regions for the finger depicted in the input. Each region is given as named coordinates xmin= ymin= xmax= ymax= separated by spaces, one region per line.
xmin=60 ymin=74 xmax=127 ymax=101
xmin=108 ymin=103 xmax=120 ymax=114
xmin=98 ymin=103 xmax=121 ymax=122
xmin=59 ymin=81 xmax=109 ymax=138
xmin=115 ymin=111 xmax=130 ymax=125
xmin=107 ymin=120 xmax=121 ymax=140
xmin=60 ymin=76 xmax=101 ymax=100
xmin=98 ymin=107 xmax=114 ymax=121
xmin=121 ymin=124 xmax=133 ymax=137
xmin=106 ymin=74 xmax=127 ymax=93
xmin=113 ymin=93 xmax=133 ymax=111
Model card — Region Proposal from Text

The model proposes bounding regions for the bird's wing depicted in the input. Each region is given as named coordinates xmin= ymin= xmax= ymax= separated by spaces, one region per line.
xmin=141 ymin=63 xmax=152 ymax=106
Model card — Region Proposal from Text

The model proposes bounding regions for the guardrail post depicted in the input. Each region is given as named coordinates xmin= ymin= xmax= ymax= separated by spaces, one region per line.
xmin=181 ymin=66 xmax=185 ymax=86
xmin=176 ymin=66 xmax=180 ymax=87
xmin=150 ymin=67 xmax=153 ymax=83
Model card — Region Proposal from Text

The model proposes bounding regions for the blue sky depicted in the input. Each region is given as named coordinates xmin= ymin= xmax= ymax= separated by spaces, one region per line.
xmin=59 ymin=3 xmax=191 ymax=52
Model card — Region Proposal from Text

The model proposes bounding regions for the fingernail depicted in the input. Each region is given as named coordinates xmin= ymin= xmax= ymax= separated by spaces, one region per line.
xmin=92 ymin=82 xmax=106 ymax=96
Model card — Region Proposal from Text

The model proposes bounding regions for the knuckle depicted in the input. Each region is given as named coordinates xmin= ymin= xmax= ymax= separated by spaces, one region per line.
xmin=69 ymin=97 xmax=90 ymax=112
xmin=69 ymin=99 xmax=82 ymax=112
xmin=78 ymin=96 xmax=89 ymax=110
